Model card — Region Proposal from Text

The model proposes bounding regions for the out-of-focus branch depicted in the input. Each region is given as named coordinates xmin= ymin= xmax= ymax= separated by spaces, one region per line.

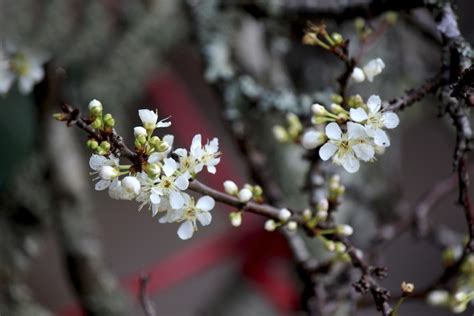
xmin=222 ymin=0 xmax=425 ymax=23
xmin=138 ymin=274 xmax=157 ymax=316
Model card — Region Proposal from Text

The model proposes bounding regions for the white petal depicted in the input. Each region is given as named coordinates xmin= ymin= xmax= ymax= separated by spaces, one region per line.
xmin=382 ymin=112 xmax=399 ymax=129
xmin=352 ymin=144 xmax=375 ymax=162
xmin=29 ymin=65 xmax=44 ymax=81
xmin=174 ymin=148 xmax=187 ymax=157
xmin=170 ymin=191 xmax=185 ymax=209
xmin=150 ymin=192 xmax=161 ymax=204
xmin=148 ymin=152 xmax=162 ymax=164
xmin=341 ymin=153 xmax=360 ymax=173
xmin=350 ymin=108 xmax=368 ymax=122
xmin=347 ymin=122 xmax=367 ymax=139
xmin=373 ymin=129 xmax=390 ymax=147
xmin=197 ymin=212 xmax=212 ymax=226
xmin=156 ymin=118 xmax=171 ymax=128
xmin=95 ymin=179 xmax=110 ymax=191
xmin=191 ymin=134 xmax=202 ymax=156
xmin=177 ymin=221 xmax=194 ymax=240
xmin=162 ymin=135 xmax=174 ymax=147
xmin=174 ymin=173 xmax=190 ymax=190
xmin=89 ymin=154 xmax=108 ymax=170
xmin=152 ymin=204 xmax=160 ymax=217
xmin=163 ymin=158 xmax=178 ymax=177
xmin=325 ymin=122 xmax=342 ymax=140
xmin=196 ymin=196 xmax=215 ymax=211
xmin=138 ymin=109 xmax=158 ymax=126
xmin=367 ymin=95 xmax=382 ymax=113
xmin=206 ymin=138 xmax=219 ymax=153
xmin=319 ymin=142 xmax=338 ymax=161
xmin=207 ymin=165 xmax=217 ymax=174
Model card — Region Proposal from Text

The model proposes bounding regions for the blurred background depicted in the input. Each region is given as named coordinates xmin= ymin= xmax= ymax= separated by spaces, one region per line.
xmin=0 ymin=0 xmax=473 ymax=315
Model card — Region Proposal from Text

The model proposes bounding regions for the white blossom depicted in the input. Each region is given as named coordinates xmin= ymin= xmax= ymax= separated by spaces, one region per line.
xmin=362 ymin=58 xmax=385 ymax=82
xmin=278 ymin=208 xmax=292 ymax=221
xmin=264 ymin=219 xmax=277 ymax=232
xmin=351 ymin=67 xmax=366 ymax=83
xmin=122 ymin=176 xmax=141 ymax=196
xmin=319 ymin=122 xmax=375 ymax=173
xmin=88 ymin=99 xmax=103 ymax=113
xmin=147 ymin=134 xmax=174 ymax=162
xmin=134 ymin=126 xmax=147 ymax=138
xmin=168 ymin=194 xmax=215 ymax=240
xmin=175 ymin=134 xmax=221 ymax=175
xmin=10 ymin=50 xmax=46 ymax=94
xmin=350 ymin=95 xmax=399 ymax=147
xmin=287 ymin=221 xmax=298 ymax=231
xmin=427 ymin=290 xmax=449 ymax=306
xmin=138 ymin=109 xmax=171 ymax=131
xmin=337 ymin=224 xmax=354 ymax=236
xmin=89 ymin=154 xmax=120 ymax=190
xmin=223 ymin=180 xmax=239 ymax=195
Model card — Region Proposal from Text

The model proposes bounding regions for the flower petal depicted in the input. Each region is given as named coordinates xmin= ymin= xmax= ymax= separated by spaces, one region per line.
xmin=170 ymin=191 xmax=185 ymax=209
xmin=341 ymin=153 xmax=360 ymax=173
xmin=174 ymin=173 xmax=190 ymax=190
xmin=196 ymin=196 xmax=215 ymax=211
xmin=177 ymin=221 xmax=194 ymax=240
xmin=174 ymin=148 xmax=187 ymax=157
xmin=347 ymin=122 xmax=367 ymax=139
xmin=319 ymin=142 xmax=338 ymax=161
xmin=197 ymin=212 xmax=212 ymax=226
xmin=325 ymin=122 xmax=342 ymax=140
xmin=148 ymin=152 xmax=161 ymax=164
xmin=352 ymin=143 xmax=375 ymax=162
xmin=367 ymin=95 xmax=382 ymax=113
xmin=373 ymin=129 xmax=390 ymax=147
xmin=95 ymin=179 xmax=110 ymax=191
xmin=207 ymin=165 xmax=217 ymax=174
xmin=350 ymin=108 xmax=369 ymax=122
xmin=163 ymin=158 xmax=178 ymax=177
xmin=382 ymin=112 xmax=399 ymax=129
xmin=89 ymin=154 xmax=108 ymax=170
xmin=150 ymin=192 xmax=161 ymax=205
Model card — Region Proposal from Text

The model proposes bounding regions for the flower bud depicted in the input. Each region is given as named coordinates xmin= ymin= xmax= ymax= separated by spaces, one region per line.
xmin=401 ymin=282 xmax=415 ymax=295
xmin=264 ymin=219 xmax=277 ymax=232
xmin=91 ymin=117 xmax=103 ymax=129
xmin=302 ymin=209 xmax=312 ymax=221
xmin=253 ymin=185 xmax=263 ymax=197
xmin=149 ymin=136 xmax=161 ymax=147
xmin=316 ymin=210 xmax=328 ymax=222
xmin=335 ymin=242 xmax=346 ymax=253
xmin=301 ymin=129 xmax=324 ymax=149
xmin=331 ymin=94 xmax=343 ymax=105
xmin=134 ymin=126 xmax=147 ymax=138
xmin=100 ymin=141 xmax=111 ymax=151
xmin=317 ymin=198 xmax=329 ymax=212
xmin=286 ymin=221 xmax=298 ymax=231
xmin=223 ymin=180 xmax=239 ymax=195
xmin=99 ymin=166 xmax=118 ymax=180
xmin=87 ymin=139 xmax=99 ymax=150
xmin=103 ymin=113 xmax=115 ymax=128
xmin=330 ymin=103 xmax=345 ymax=114
xmin=122 ymin=176 xmax=141 ymax=195
xmin=229 ymin=212 xmax=242 ymax=227
xmin=336 ymin=224 xmax=353 ymax=236
xmin=331 ymin=32 xmax=343 ymax=45
xmin=311 ymin=103 xmax=327 ymax=116
xmin=278 ymin=208 xmax=292 ymax=222
xmin=238 ymin=188 xmax=252 ymax=203
xmin=351 ymin=67 xmax=366 ymax=83
xmin=427 ymin=290 xmax=449 ymax=306
xmin=146 ymin=163 xmax=161 ymax=176
xmin=157 ymin=141 xmax=170 ymax=152
xmin=88 ymin=99 xmax=103 ymax=116
xmin=139 ymin=109 xmax=158 ymax=132
xmin=272 ymin=125 xmax=289 ymax=142
xmin=302 ymin=33 xmax=318 ymax=45
xmin=324 ymin=240 xmax=336 ymax=252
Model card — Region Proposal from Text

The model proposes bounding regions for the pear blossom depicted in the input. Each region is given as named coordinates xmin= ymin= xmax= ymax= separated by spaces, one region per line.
xmin=138 ymin=109 xmax=171 ymax=131
xmin=349 ymin=95 xmax=399 ymax=147
xmin=168 ymin=194 xmax=215 ymax=240
xmin=319 ymin=122 xmax=375 ymax=173
xmin=362 ymin=58 xmax=385 ymax=82
xmin=89 ymin=154 xmax=120 ymax=190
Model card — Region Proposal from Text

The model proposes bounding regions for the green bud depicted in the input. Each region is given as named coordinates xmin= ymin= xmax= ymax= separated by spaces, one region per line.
xmin=87 ymin=139 xmax=99 ymax=150
xmin=253 ymin=185 xmax=263 ymax=197
xmin=100 ymin=141 xmax=111 ymax=151
xmin=52 ymin=113 xmax=66 ymax=121
xmin=331 ymin=32 xmax=343 ymax=45
xmin=229 ymin=212 xmax=242 ymax=227
xmin=91 ymin=117 xmax=103 ymax=129
xmin=354 ymin=18 xmax=365 ymax=32
xmin=302 ymin=209 xmax=313 ymax=221
xmin=335 ymin=242 xmax=347 ymax=253
xmin=103 ymin=113 xmax=115 ymax=128
xmin=88 ymin=99 xmax=103 ymax=117
xmin=330 ymin=103 xmax=345 ymax=114
xmin=385 ymin=11 xmax=398 ymax=25
xmin=150 ymin=136 xmax=161 ymax=147
xmin=324 ymin=240 xmax=336 ymax=252
xmin=96 ymin=148 xmax=107 ymax=156
xmin=145 ymin=163 xmax=161 ymax=176
xmin=331 ymin=94 xmax=343 ymax=105
xmin=157 ymin=141 xmax=170 ymax=152
xmin=273 ymin=125 xmax=289 ymax=143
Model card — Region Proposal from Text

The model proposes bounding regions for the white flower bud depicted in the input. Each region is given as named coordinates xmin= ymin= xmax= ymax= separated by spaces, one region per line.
xmin=286 ymin=221 xmax=298 ymax=231
xmin=138 ymin=109 xmax=158 ymax=130
xmin=99 ymin=166 xmax=119 ymax=180
xmin=427 ymin=290 xmax=449 ymax=306
xmin=454 ymin=292 xmax=467 ymax=302
xmin=264 ymin=219 xmax=277 ymax=232
xmin=134 ymin=126 xmax=147 ymax=138
xmin=302 ymin=209 xmax=312 ymax=221
xmin=362 ymin=58 xmax=385 ymax=82
xmin=301 ymin=129 xmax=324 ymax=149
xmin=278 ymin=208 xmax=292 ymax=222
xmin=229 ymin=212 xmax=242 ymax=227
xmin=223 ymin=180 xmax=239 ymax=195
xmin=337 ymin=224 xmax=354 ymax=236
xmin=122 ymin=176 xmax=141 ymax=195
xmin=88 ymin=99 xmax=103 ymax=113
xmin=335 ymin=242 xmax=346 ymax=253
xmin=311 ymin=103 xmax=327 ymax=116
xmin=451 ymin=303 xmax=467 ymax=314
xmin=351 ymin=67 xmax=366 ymax=83
xmin=238 ymin=188 xmax=253 ymax=202
xmin=324 ymin=240 xmax=336 ymax=252
xmin=317 ymin=198 xmax=329 ymax=212
xmin=316 ymin=210 xmax=328 ymax=221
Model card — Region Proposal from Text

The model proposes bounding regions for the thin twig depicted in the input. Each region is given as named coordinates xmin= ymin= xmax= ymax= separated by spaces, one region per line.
xmin=139 ymin=273 xmax=157 ymax=316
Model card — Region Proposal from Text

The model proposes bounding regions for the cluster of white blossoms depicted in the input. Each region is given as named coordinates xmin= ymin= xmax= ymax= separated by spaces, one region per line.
xmin=0 ymin=44 xmax=47 ymax=95
xmin=317 ymin=95 xmax=399 ymax=173
xmin=86 ymin=100 xmax=221 ymax=240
